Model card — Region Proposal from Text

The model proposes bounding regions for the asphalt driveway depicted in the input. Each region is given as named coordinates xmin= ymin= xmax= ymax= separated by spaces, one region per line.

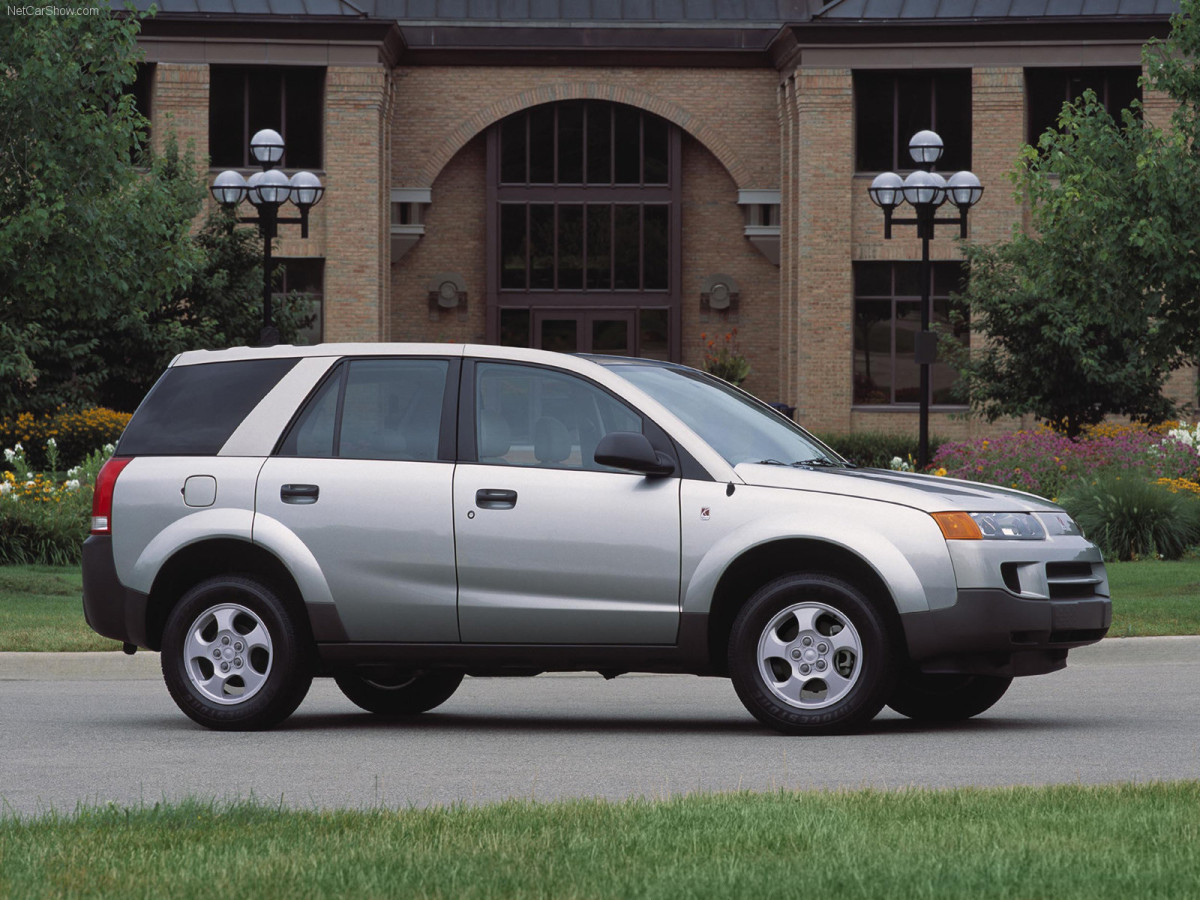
xmin=1 ymin=636 xmax=1197 ymax=816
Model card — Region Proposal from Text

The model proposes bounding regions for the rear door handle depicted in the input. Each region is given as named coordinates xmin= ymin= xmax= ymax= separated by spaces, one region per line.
xmin=280 ymin=484 xmax=319 ymax=505
xmin=475 ymin=488 xmax=517 ymax=510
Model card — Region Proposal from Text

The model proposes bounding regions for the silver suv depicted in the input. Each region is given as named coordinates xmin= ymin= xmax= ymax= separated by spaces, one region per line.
xmin=82 ymin=343 xmax=1111 ymax=733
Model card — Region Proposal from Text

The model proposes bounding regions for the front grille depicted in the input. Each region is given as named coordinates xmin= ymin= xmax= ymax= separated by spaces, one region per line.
xmin=1045 ymin=561 xmax=1104 ymax=600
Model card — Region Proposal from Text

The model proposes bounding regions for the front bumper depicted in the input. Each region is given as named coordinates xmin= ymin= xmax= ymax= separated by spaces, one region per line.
xmin=901 ymin=588 xmax=1111 ymax=678
xmin=81 ymin=535 xmax=151 ymax=647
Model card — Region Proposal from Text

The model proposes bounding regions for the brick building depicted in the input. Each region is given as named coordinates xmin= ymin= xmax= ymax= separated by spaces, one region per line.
xmin=127 ymin=0 xmax=1183 ymax=436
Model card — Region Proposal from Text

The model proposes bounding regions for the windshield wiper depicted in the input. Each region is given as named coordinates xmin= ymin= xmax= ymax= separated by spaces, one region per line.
xmin=793 ymin=458 xmax=856 ymax=469
xmin=755 ymin=459 xmax=787 ymax=466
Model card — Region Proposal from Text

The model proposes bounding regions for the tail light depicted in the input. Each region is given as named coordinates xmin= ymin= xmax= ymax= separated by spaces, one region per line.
xmin=91 ymin=457 xmax=134 ymax=536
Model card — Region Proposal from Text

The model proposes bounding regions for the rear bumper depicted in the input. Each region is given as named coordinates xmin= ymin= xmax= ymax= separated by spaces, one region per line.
xmin=81 ymin=535 xmax=150 ymax=647
xmin=901 ymin=588 xmax=1111 ymax=678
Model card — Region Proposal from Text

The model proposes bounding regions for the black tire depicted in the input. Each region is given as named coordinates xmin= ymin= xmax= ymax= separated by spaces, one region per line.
xmin=334 ymin=670 xmax=464 ymax=716
xmin=160 ymin=575 xmax=314 ymax=731
xmin=887 ymin=672 xmax=1013 ymax=722
xmin=728 ymin=573 xmax=895 ymax=735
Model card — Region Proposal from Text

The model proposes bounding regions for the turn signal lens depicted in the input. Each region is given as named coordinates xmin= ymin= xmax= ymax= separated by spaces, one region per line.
xmin=91 ymin=457 xmax=134 ymax=535
xmin=931 ymin=511 xmax=983 ymax=540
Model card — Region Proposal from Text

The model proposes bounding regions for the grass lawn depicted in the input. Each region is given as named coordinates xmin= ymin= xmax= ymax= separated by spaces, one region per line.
xmin=0 ymin=565 xmax=117 ymax=652
xmin=2 ymin=784 xmax=1198 ymax=899
xmin=0 ymin=557 xmax=1197 ymax=652
xmin=1104 ymin=554 xmax=1200 ymax=636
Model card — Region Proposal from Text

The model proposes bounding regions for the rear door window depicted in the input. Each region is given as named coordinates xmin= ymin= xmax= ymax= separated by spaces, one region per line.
xmin=118 ymin=358 xmax=299 ymax=456
xmin=277 ymin=358 xmax=453 ymax=461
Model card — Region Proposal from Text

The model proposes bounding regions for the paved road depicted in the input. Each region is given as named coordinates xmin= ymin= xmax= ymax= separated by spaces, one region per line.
xmin=2 ymin=638 xmax=1198 ymax=816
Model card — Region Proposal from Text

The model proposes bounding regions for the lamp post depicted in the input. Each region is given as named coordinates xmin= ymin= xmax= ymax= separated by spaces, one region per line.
xmin=210 ymin=129 xmax=325 ymax=347
xmin=867 ymin=129 xmax=983 ymax=470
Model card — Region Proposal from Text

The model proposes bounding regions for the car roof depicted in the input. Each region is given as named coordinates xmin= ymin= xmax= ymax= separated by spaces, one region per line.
xmin=172 ymin=343 xmax=691 ymax=374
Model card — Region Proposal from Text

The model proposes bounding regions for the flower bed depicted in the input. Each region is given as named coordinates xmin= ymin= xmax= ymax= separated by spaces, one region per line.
xmin=0 ymin=408 xmax=130 ymax=472
xmin=0 ymin=443 xmax=111 ymax=565
xmin=930 ymin=424 xmax=1200 ymax=501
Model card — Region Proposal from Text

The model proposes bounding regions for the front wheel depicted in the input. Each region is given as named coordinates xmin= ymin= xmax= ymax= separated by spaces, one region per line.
xmin=887 ymin=672 xmax=1013 ymax=722
xmin=161 ymin=575 xmax=313 ymax=731
xmin=334 ymin=670 xmax=464 ymax=716
xmin=728 ymin=573 xmax=895 ymax=735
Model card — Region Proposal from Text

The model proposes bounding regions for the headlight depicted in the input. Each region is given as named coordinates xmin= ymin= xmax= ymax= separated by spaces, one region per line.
xmin=1040 ymin=512 xmax=1082 ymax=537
xmin=931 ymin=511 xmax=1046 ymax=540
xmin=970 ymin=512 xmax=1045 ymax=540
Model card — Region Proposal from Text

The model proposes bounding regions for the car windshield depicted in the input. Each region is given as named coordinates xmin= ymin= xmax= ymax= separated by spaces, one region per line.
xmin=603 ymin=362 xmax=844 ymax=468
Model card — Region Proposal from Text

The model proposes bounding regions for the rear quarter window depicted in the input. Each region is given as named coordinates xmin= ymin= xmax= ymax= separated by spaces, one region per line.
xmin=117 ymin=358 xmax=299 ymax=456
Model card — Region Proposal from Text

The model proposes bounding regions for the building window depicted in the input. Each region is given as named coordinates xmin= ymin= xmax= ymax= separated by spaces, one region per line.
xmin=276 ymin=258 xmax=324 ymax=345
xmin=1026 ymin=67 xmax=1142 ymax=145
xmin=853 ymin=262 xmax=968 ymax=407
xmin=209 ymin=67 xmax=324 ymax=169
xmin=129 ymin=63 xmax=154 ymax=161
xmin=854 ymin=70 xmax=972 ymax=172
xmin=488 ymin=101 xmax=681 ymax=359
xmin=498 ymin=203 xmax=670 ymax=293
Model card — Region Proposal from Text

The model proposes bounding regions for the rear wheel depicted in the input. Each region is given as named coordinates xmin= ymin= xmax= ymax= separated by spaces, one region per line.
xmin=728 ymin=573 xmax=895 ymax=735
xmin=161 ymin=575 xmax=313 ymax=731
xmin=334 ymin=670 xmax=464 ymax=716
xmin=887 ymin=672 xmax=1013 ymax=722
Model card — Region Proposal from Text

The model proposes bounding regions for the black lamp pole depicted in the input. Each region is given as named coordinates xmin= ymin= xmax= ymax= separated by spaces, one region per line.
xmin=868 ymin=131 xmax=983 ymax=470
xmin=210 ymin=129 xmax=325 ymax=347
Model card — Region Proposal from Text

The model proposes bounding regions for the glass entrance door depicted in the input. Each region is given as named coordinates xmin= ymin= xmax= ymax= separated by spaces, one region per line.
xmin=534 ymin=310 xmax=635 ymax=355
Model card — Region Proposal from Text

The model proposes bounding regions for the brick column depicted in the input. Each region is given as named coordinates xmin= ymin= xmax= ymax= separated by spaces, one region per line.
xmin=971 ymin=68 xmax=1025 ymax=243
xmin=791 ymin=68 xmax=854 ymax=431
xmin=152 ymin=64 xmax=208 ymax=161
xmin=778 ymin=75 xmax=798 ymax=411
xmin=322 ymin=65 xmax=389 ymax=342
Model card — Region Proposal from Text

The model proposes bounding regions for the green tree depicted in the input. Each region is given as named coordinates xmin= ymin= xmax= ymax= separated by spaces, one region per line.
xmin=0 ymin=3 xmax=202 ymax=416
xmin=0 ymin=4 xmax=315 ymax=415
xmin=97 ymin=201 xmax=316 ymax=411
xmin=951 ymin=1 xmax=1200 ymax=436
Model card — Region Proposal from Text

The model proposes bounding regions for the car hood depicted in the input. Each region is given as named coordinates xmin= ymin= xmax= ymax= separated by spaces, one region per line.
xmin=733 ymin=463 xmax=1061 ymax=514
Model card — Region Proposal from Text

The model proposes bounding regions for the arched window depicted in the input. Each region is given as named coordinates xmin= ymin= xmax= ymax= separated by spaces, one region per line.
xmin=486 ymin=101 xmax=681 ymax=360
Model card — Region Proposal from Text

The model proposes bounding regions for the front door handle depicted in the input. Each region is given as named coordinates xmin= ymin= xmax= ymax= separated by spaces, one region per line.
xmin=475 ymin=488 xmax=518 ymax=510
xmin=281 ymin=483 xmax=319 ymax=505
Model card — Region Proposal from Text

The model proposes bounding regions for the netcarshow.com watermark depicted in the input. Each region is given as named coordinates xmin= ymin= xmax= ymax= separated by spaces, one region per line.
xmin=7 ymin=4 xmax=102 ymax=14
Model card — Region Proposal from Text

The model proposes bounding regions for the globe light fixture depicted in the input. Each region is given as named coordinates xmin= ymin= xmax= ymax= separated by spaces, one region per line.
xmin=902 ymin=170 xmax=946 ymax=208
xmin=867 ymin=171 xmax=904 ymax=211
xmin=210 ymin=170 xmax=248 ymax=206
xmin=289 ymin=171 xmax=325 ymax=210
xmin=866 ymin=130 xmax=983 ymax=469
xmin=249 ymin=128 xmax=285 ymax=167
xmin=908 ymin=129 xmax=944 ymax=165
xmin=255 ymin=169 xmax=292 ymax=206
xmin=947 ymin=170 xmax=985 ymax=211
xmin=209 ymin=130 xmax=325 ymax=346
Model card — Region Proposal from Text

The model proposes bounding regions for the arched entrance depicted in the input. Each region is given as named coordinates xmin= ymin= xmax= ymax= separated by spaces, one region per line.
xmin=485 ymin=101 xmax=682 ymax=360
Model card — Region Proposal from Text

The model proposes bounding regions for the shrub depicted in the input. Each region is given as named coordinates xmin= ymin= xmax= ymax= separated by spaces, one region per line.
xmin=813 ymin=432 xmax=948 ymax=470
xmin=0 ymin=472 xmax=94 ymax=565
xmin=1058 ymin=475 xmax=1200 ymax=561
xmin=0 ymin=408 xmax=130 ymax=471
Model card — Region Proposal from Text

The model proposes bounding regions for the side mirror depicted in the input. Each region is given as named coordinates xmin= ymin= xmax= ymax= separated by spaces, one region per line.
xmin=594 ymin=431 xmax=676 ymax=476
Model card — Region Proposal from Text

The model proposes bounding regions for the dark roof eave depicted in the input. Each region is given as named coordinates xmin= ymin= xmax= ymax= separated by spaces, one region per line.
xmin=394 ymin=23 xmax=775 ymax=64
xmin=139 ymin=15 xmax=407 ymax=62
xmin=399 ymin=45 xmax=774 ymax=67
xmin=780 ymin=16 xmax=1171 ymax=45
